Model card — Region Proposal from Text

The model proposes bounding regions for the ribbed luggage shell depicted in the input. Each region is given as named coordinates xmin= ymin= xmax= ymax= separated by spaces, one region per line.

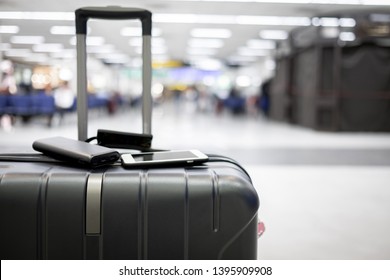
xmin=0 ymin=162 xmax=259 ymax=259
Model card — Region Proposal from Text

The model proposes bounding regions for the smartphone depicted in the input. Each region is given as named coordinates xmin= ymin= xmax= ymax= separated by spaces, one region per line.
xmin=33 ymin=136 xmax=120 ymax=167
xmin=121 ymin=150 xmax=208 ymax=168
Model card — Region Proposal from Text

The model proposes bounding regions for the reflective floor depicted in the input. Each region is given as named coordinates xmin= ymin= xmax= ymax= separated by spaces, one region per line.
xmin=1 ymin=100 xmax=390 ymax=259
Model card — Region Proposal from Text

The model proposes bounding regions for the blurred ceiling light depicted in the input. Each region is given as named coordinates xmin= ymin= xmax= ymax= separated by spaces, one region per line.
xmin=88 ymin=45 xmax=115 ymax=54
xmin=191 ymin=58 xmax=223 ymax=71
xmin=238 ymin=47 xmax=269 ymax=56
xmin=51 ymin=50 xmax=76 ymax=59
xmin=196 ymin=15 xmax=238 ymax=24
xmin=0 ymin=25 xmax=19 ymax=34
xmin=152 ymin=55 xmax=171 ymax=62
xmin=151 ymin=47 xmax=168 ymax=55
xmin=202 ymin=76 xmax=216 ymax=87
xmin=265 ymin=59 xmax=276 ymax=71
xmin=190 ymin=28 xmax=232 ymax=38
xmin=58 ymin=68 xmax=73 ymax=81
xmin=236 ymin=75 xmax=252 ymax=87
xmin=33 ymin=43 xmax=63 ymax=53
xmin=247 ymin=39 xmax=276 ymax=49
xmin=321 ymin=27 xmax=340 ymax=38
xmin=237 ymin=15 xmax=311 ymax=26
xmin=217 ymin=75 xmax=231 ymax=88
xmin=120 ymin=27 xmax=138 ymax=36
xmin=312 ymin=16 xmax=356 ymax=27
xmin=0 ymin=43 xmax=11 ymax=51
xmin=259 ymin=30 xmax=288 ymax=40
xmin=120 ymin=26 xmax=162 ymax=36
xmin=227 ymin=56 xmax=257 ymax=65
xmin=187 ymin=56 xmax=212 ymax=64
xmin=135 ymin=46 xmax=167 ymax=55
xmin=188 ymin=38 xmax=224 ymax=48
xmin=187 ymin=48 xmax=218 ymax=55
xmin=51 ymin=25 xmax=92 ymax=36
xmin=50 ymin=26 xmax=75 ymax=35
xmin=130 ymin=58 xmax=143 ymax=68
xmin=179 ymin=0 xmax=390 ymax=4
xmin=287 ymin=0 xmax=357 ymax=3
xmin=10 ymin=36 xmax=44 ymax=44
xmin=153 ymin=14 xmax=198 ymax=23
xmin=95 ymin=53 xmax=129 ymax=60
xmin=339 ymin=18 xmax=356 ymax=27
xmin=312 ymin=17 xmax=321 ymax=26
xmin=179 ymin=0 xmax=311 ymax=3
xmin=255 ymin=0 xmax=310 ymax=2
xmin=70 ymin=36 xmax=105 ymax=46
xmin=51 ymin=25 xmax=90 ymax=35
xmin=4 ymin=49 xmax=31 ymax=57
xmin=339 ymin=31 xmax=356 ymax=41
xmin=24 ymin=54 xmax=49 ymax=63
xmin=361 ymin=0 xmax=390 ymax=5
xmin=156 ymin=14 xmax=311 ymax=26
xmin=319 ymin=17 xmax=340 ymax=27
xmin=98 ymin=53 xmax=130 ymax=64
xmin=152 ymin=83 xmax=164 ymax=98
xmin=0 ymin=11 xmax=361 ymax=28
xmin=153 ymin=38 xmax=167 ymax=47
xmin=86 ymin=37 xmax=105 ymax=46
xmin=0 ymin=12 xmax=74 ymax=20
xmin=129 ymin=37 xmax=166 ymax=47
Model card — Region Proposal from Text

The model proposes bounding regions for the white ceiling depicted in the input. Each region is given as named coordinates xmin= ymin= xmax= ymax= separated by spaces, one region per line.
xmin=0 ymin=0 xmax=389 ymax=67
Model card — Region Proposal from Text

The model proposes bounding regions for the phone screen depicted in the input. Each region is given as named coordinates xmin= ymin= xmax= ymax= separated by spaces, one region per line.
xmin=133 ymin=151 xmax=199 ymax=162
xmin=121 ymin=150 xmax=208 ymax=167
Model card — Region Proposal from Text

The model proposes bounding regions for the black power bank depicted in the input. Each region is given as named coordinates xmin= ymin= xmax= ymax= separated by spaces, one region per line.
xmin=97 ymin=129 xmax=153 ymax=150
xmin=33 ymin=136 xmax=120 ymax=167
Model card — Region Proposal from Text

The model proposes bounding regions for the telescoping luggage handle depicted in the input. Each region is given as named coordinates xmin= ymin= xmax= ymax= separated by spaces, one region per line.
xmin=75 ymin=7 xmax=153 ymax=141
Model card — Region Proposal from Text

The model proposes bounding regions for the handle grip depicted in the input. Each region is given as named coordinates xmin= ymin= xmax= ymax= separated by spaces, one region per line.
xmin=75 ymin=6 xmax=152 ymax=35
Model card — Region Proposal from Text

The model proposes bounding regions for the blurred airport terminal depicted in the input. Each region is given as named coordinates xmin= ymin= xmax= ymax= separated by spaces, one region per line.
xmin=1 ymin=0 xmax=390 ymax=259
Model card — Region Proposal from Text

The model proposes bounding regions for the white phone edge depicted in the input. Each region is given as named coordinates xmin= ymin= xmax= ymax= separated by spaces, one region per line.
xmin=121 ymin=149 xmax=208 ymax=167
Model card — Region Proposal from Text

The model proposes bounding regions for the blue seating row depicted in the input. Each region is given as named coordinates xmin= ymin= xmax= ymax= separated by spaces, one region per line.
xmin=0 ymin=93 xmax=56 ymax=116
xmin=0 ymin=93 xmax=109 ymax=117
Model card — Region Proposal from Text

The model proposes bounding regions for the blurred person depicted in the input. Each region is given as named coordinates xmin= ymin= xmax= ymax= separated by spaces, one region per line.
xmin=259 ymin=79 xmax=272 ymax=117
xmin=107 ymin=91 xmax=123 ymax=115
xmin=247 ymin=94 xmax=260 ymax=117
xmin=0 ymin=60 xmax=17 ymax=95
xmin=224 ymin=87 xmax=246 ymax=115
xmin=213 ymin=92 xmax=225 ymax=115
xmin=184 ymin=85 xmax=198 ymax=113
xmin=54 ymin=81 xmax=75 ymax=124
xmin=0 ymin=60 xmax=17 ymax=131
xmin=196 ymin=85 xmax=211 ymax=113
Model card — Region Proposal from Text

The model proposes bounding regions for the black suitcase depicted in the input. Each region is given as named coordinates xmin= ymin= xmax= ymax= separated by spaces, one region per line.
xmin=0 ymin=7 xmax=259 ymax=260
